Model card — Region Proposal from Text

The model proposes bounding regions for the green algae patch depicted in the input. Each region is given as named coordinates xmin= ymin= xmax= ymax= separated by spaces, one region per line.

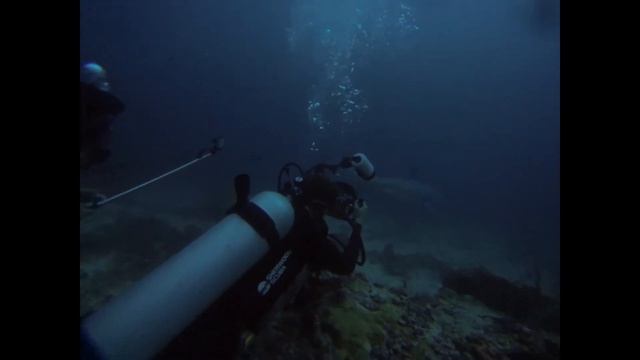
xmin=374 ymin=302 xmax=403 ymax=324
xmin=324 ymin=300 xmax=386 ymax=360
xmin=345 ymin=275 xmax=372 ymax=294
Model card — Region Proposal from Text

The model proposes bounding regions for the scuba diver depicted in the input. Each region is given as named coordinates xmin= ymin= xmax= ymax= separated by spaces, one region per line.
xmin=80 ymin=153 xmax=376 ymax=360
xmin=80 ymin=62 xmax=125 ymax=208
xmin=80 ymin=62 xmax=125 ymax=170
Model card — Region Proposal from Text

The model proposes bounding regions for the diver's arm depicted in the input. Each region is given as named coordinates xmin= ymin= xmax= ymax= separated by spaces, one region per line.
xmin=315 ymin=221 xmax=364 ymax=275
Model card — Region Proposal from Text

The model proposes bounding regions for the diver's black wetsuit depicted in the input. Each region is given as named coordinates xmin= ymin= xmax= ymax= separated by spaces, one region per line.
xmin=155 ymin=202 xmax=364 ymax=359
xmin=80 ymin=82 xmax=125 ymax=169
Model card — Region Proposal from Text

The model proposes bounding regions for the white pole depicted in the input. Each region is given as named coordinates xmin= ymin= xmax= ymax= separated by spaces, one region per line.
xmin=94 ymin=152 xmax=212 ymax=207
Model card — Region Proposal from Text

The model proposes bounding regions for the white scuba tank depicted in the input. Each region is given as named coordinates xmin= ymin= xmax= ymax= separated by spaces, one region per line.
xmin=81 ymin=191 xmax=294 ymax=360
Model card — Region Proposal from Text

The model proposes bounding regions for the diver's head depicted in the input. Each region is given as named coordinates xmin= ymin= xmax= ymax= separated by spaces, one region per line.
xmin=81 ymin=62 xmax=111 ymax=92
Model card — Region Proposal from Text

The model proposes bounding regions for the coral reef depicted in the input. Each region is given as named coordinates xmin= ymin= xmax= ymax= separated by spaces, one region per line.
xmin=241 ymin=270 xmax=559 ymax=360
xmin=80 ymin=199 xmax=559 ymax=359
xmin=80 ymin=214 xmax=206 ymax=316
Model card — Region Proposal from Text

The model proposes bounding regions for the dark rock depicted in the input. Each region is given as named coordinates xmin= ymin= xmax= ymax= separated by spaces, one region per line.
xmin=370 ymin=345 xmax=390 ymax=360
xmin=443 ymin=307 xmax=456 ymax=316
xmin=544 ymin=339 xmax=560 ymax=356
xmin=505 ymin=351 xmax=558 ymax=360
xmin=421 ymin=307 xmax=433 ymax=319
xmin=390 ymin=286 xmax=407 ymax=297
xmin=360 ymin=297 xmax=379 ymax=311
xmin=392 ymin=297 xmax=404 ymax=306
xmin=401 ymin=341 xmax=412 ymax=352
xmin=442 ymin=268 xmax=560 ymax=333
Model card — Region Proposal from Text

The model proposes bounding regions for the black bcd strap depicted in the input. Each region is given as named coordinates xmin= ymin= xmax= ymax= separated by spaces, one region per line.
xmin=235 ymin=202 xmax=280 ymax=248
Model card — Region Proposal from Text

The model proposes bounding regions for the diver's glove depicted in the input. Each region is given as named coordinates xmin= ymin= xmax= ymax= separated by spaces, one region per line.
xmin=80 ymin=189 xmax=107 ymax=209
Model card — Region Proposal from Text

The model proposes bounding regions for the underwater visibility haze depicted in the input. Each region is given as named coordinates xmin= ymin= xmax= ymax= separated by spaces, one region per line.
xmin=80 ymin=0 xmax=560 ymax=359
